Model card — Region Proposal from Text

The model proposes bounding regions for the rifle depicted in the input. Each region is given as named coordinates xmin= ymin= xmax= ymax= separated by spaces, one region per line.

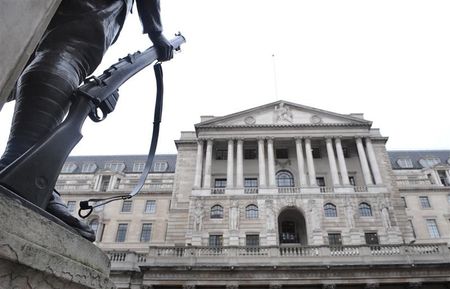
xmin=0 ymin=33 xmax=186 ymax=211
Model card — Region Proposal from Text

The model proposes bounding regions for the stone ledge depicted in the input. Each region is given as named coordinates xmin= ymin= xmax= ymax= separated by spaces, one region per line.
xmin=0 ymin=191 xmax=116 ymax=289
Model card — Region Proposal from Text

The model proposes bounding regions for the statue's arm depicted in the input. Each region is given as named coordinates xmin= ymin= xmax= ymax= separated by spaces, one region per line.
xmin=136 ymin=0 xmax=163 ymax=35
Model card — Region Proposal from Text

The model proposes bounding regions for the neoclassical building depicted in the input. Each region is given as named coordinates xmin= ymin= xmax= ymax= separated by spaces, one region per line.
xmin=57 ymin=101 xmax=450 ymax=288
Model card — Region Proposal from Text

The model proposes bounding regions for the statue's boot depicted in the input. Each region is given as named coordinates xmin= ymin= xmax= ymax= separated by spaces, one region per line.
xmin=46 ymin=190 xmax=96 ymax=242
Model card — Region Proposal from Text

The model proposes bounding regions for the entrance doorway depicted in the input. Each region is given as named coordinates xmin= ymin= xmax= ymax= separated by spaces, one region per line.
xmin=278 ymin=207 xmax=307 ymax=245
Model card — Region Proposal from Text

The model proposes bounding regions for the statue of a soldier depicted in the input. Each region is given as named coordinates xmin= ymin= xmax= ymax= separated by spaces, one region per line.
xmin=0 ymin=0 xmax=173 ymax=242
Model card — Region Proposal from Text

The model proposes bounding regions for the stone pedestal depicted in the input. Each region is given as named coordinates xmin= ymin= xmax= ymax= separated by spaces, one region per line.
xmin=266 ymin=232 xmax=277 ymax=246
xmin=311 ymin=230 xmax=324 ymax=245
xmin=191 ymin=232 xmax=202 ymax=246
xmin=0 ymin=192 xmax=116 ymax=289
xmin=229 ymin=231 xmax=239 ymax=246
xmin=349 ymin=229 xmax=363 ymax=245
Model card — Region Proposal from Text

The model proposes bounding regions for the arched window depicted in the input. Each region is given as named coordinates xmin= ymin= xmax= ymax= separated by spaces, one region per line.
xmin=246 ymin=204 xmax=259 ymax=219
xmin=89 ymin=219 xmax=99 ymax=235
xmin=324 ymin=203 xmax=337 ymax=217
xmin=210 ymin=205 xmax=224 ymax=219
xmin=276 ymin=170 xmax=294 ymax=187
xmin=359 ymin=202 xmax=372 ymax=217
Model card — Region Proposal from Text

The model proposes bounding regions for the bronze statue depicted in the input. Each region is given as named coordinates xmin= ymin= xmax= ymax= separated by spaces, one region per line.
xmin=0 ymin=0 xmax=174 ymax=242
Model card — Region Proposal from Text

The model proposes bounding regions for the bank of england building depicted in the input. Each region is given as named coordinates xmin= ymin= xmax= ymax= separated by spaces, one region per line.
xmin=56 ymin=101 xmax=450 ymax=288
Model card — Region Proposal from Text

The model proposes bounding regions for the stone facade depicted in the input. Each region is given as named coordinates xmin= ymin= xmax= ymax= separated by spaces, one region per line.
xmin=55 ymin=101 xmax=450 ymax=288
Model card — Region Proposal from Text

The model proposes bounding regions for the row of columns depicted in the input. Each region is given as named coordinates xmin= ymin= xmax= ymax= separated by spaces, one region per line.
xmin=194 ymin=137 xmax=383 ymax=189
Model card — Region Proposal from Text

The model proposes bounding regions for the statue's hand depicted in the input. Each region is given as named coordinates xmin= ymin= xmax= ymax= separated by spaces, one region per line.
xmin=148 ymin=32 xmax=173 ymax=62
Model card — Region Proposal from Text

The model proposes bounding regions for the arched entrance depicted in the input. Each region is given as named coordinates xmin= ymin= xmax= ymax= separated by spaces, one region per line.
xmin=278 ymin=207 xmax=307 ymax=245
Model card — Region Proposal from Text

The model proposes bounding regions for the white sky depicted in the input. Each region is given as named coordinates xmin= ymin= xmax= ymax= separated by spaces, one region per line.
xmin=0 ymin=0 xmax=449 ymax=156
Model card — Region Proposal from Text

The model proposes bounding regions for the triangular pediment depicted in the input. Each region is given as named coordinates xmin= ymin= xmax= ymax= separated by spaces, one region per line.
xmin=196 ymin=100 xmax=371 ymax=128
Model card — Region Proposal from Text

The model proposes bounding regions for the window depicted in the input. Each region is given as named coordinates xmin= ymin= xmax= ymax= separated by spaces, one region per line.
xmin=214 ymin=178 xmax=227 ymax=188
xmin=100 ymin=175 xmax=111 ymax=192
xmin=215 ymin=149 xmax=227 ymax=160
xmin=89 ymin=219 xmax=99 ymax=236
xmin=342 ymin=147 xmax=350 ymax=158
xmin=244 ymin=178 xmax=258 ymax=194
xmin=244 ymin=148 xmax=257 ymax=160
xmin=246 ymin=204 xmax=259 ymax=219
xmin=328 ymin=233 xmax=342 ymax=246
xmin=121 ymin=200 xmax=132 ymax=212
xmin=397 ymin=158 xmax=413 ymax=168
xmin=104 ymin=162 xmax=125 ymax=172
xmin=246 ymin=234 xmax=260 ymax=246
xmin=133 ymin=162 xmax=145 ymax=172
xmin=438 ymin=170 xmax=449 ymax=186
xmin=145 ymin=200 xmax=156 ymax=214
xmin=419 ymin=157 xmax=440 ymax=168
xmin=276 ymin=170 xmax=294 ymax=187
xmin=365 ymin=232 xmax=379 ymax=245
xmin=115 ymin=223 xmax=128 ymax=242
xmin=153 ymin=161 xmax=168 ymax=172
xmin=81 ymin=162 xmax=97 ymax=173
xmin=140 ymin=223 xmax=153 ymax=242
xmin=67 ymin=201 xmax=76 ymax=213
xmin=324 ymin=203 xmax=337 ymax=217
xmin=276 ymin=148 xmax=289 ymax=159
xmin=348 ymin=176 xmax=356 ymax=186
xmin=426 ymin=219 xmax=440 ymax=238
xmin=419 ymin=196 xmax=431 ymax=208
xmin=316 ymin=177 xmax=326 ymax=187
xmin=61 ymin=163 xmax=77 ymax=173
xmin=312 ymin=147 xmax=321 ymax=158
xmin=113 ymin=178 xmax=121 ymax=189
xmin=401 ymin=197 xmax=407 ymax=208
xmin=409 ymin=220 xmax=416 ymax=239
xmin=210 ymin=205 xmax=224 ymax=219
xmin=359 ymin=202 xmax=372 ymax=217
xmin=209 ymin=234 xmax=223 ymax=247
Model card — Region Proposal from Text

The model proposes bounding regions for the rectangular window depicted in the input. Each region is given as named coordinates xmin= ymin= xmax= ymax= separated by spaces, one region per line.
xmin=419 ymin=196 xmax=431 ymax=208
xmin=133 ymin=162 xmax=145 ymax=172
xmin=67 ymin=201 xmax=76 ymax=213
xmin=276 ymin=148 xmax=289 ymax=159
xmin=100 ymin=175 xmax=111 ymax=192
xmin=113 ymin=178 xmax=121 ymax=190
xmin=244 ymin=148 xmax=257 ymax=160
xmin=81 ymin=162 xmax=97 ymax=173
xmin=426 ymin=219 xmax=440 ymax=238
xmin=246 ymin=234 xmax=260 ymax=247
xmin=215 ymin=149 xmax=227 ymax=160
xmin=214 ymin=178 xmax=227 ymax=188
xmin=438 ymin=171 xmax=449 ymax=186
xmin=328 ymin=233 xmax=342 ymax=246
xmin=342 ymin=147 xmax=350 ymax=158
xmin=208 ymin=234 xmax=223 ymax=247
xmin=316 ymin=177 xmax=326 ymax=187
xmin=121 ymin=200 xmax=132 ymax=212
xmin=244 ymin=178 xmax=258 ymax=194
xmin=140 ymin=223 xmax=153 ymax=242
xmin=312 ymin=147 xmax=321 ymax=159
xmin=145 ymin=200 xmax=156 ymax=214
xmin=104 ymin=162 xmax=125 ymax=172
xmin=365 ymin=232 xmax=379 ymax=245
xmin=153 ymin=161 xmax=168 ymax=172
xmin=348 ymin=176 xmax=356 ymax=186
xmin=115 ymin=223 xmax=128 ymax=242
xmin=401 ymin=197 xmax=407 ymax=208
xmin=409 ymin=220 xmax=416 ymax=239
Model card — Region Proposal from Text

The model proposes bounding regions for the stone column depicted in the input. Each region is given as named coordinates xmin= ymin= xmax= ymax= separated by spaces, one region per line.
xmin=305 ymin=138 xmax=317 ymax=186
xmin=267 ymin=138 xmax=276 ymax=187
xmin=258 ymin=138 xmax=267 ymax=187
xmin=236 ymin=139 xmax=244 ymax=187
xmin=203 ymin=139 xmax=213 ymax=188
xmin=356 ymin=137 xmax=373 ymax=186
xmin=326 ymin=137 xmax=340 ymax=186
xmin=295 ymin=138 xmax=308 ymax=186
xmin=194 ymin=140 xmax=204 ymax=188
xmin=227 ymin=139 xmax=234 ymax=188
xmin=365 ymin=138 xmax=383 ymax=184
xmin=335 ymin=138 xmax=350 ymax=185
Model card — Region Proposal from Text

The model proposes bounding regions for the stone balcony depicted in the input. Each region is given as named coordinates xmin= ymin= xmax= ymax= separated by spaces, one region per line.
xmin=107 ymin=243 xmax=450 ymax=270
xmin=193 ymin=185 xmax=387 ymax=196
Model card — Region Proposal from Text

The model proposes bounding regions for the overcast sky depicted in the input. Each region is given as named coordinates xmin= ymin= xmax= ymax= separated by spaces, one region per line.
xmin=0 ymin=0 xmax=449 ymax=156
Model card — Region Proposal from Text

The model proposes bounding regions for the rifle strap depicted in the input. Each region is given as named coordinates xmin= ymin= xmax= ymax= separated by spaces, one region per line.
xmin=78 ymin=63 xmax=164 ymax=219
